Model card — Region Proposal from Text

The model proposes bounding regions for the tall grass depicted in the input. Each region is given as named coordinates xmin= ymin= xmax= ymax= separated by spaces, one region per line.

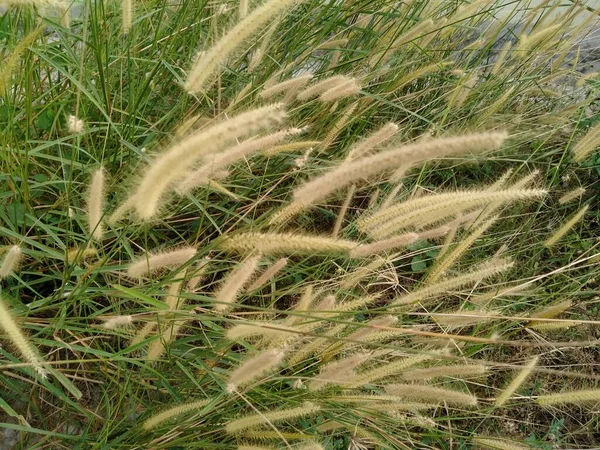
xmin=0 ymin=0 xmax=599 ymax=449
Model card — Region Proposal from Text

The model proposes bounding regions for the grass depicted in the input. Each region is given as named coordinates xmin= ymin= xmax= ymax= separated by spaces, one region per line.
xmin=1 ymin=0 xmax=600 ymax=448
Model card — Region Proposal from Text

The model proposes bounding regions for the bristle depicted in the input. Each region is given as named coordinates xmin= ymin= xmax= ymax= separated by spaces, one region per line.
xmin=126 ymin=247 xmax=197 ymax=278
xmin=225 ymin=402 xmax=320 ymax=433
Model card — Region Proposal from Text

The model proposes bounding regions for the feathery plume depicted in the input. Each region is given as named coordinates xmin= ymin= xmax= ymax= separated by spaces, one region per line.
xmin=65 ymin=246 xmax=98 ymax=262
xmin=343 ymin=355 xmax=431 ymax=388
xmin=177 ymin=127 xmax=302 ymax=193
xmin=296 ymin=443 xmax=324 ymax=450
xmin=426 ymin=216 xmax=497 ymax=283
xmin=238 ymin=446 xmax=276 ymax=450
xmin=219 ymin=232 xmax=358 ymax=255
xmin=319 ymin=101 xmax=359 ymax=152
xmin=126 ymin=247 xmax=196 ymax=278
xmin=238 ymin=0 xmax=248 ymax=19
xmin=225 ymin=402 xmax=320 ymax=433
xmin=0 ymin=246 xmax=22 ymax=279
xmin=227 ymin=347 xmax=286 ymax=392
xmin=360 ymin=189 xmax=546 ymax=239
xmin=391 ymin=62 xmax=451 ymax=92
xmin=0 ymin=28 xmax=41 ymax=94
xmin=308 ymin=353 xmax=370 ymax=391
xmin=213 ymin=255 xmax=260 ymax=313
xmin=572 ymin=122 xmax=600 ymax=162
xmin=286 ymin=321 xmax=348 ymax=366
xmin=495 ymin=356 xmax=538 ymax=406
xmin=332 ymin=184 xmax=356 ymax=238
xmin=260 ymin=74 xmax=313 ymax=100
xmin=122 ymin=0 xmax=133 ymax=34
xmin=339 ymin=257 xmax=388 ymax=290
xmin=246 ymin=258 xmax=288 ymax=291
xmin=226 ymin=322 xmax=297 ymax=341
xmin=401 ymin=364 xmax=487 ymax=381
xmin=349 ymin=232 xmax=419 ymax=258
xmin=0 ymin=296 xmax=48 ymax=378
xmin=142 ymin=398 xmax=211 ymax=430
xmin=282 ymin=285 xmax=314 ymax=327
xmin=185 ymin=0 xmax=304 ymax=93
xmin=345 ymin=316 xmax=397 ymax=342
xmin=474 ymin=437 xmax=532 ymax=450
xmin=393 ymin=259 xmax=513 ymax=306
xmin=432 ymin=309 xmax=500 ymax=329
xmin=319 ymin=78 xmax=361 ymax=102
xmin=384 ymin=383 xmax=477 ymax=407
xmin=262 ymin=140 xmax=320 ymax=157
xmin=335 ymin=395 xmax=436 ymax=410
xmin=345 ymin=123 xmax=398 ymax=162
xmin=544 ymin=205 xmax=588 ymax=248
xmin=537 ymin=389 xmax=600 ymax=406
xmin=297 ymin=75 xmax=354 ymax=101
xmin=102 ymin=315 xmax=133 ymax=329
xmin=66 ymin=115 xmax=84 ymax=133
xmin=187 ymin=259 xmax=210 ymax=292
xmin=529 ymin=300 xmax=572 ymax=321
xmin=87 ymin=168 xmax=105 ymax=240
xmin=118 ymin=104 xmax=285 ymax=220
xmin=558 ymin=187 xmax=585 ymax=205
xmin=516 ymin=24 xmax=561 ymax=57
xmin=146 ymin=276 xmax=186 ymax=360
xmin=291 ymin=132 xmax=508 ymax=214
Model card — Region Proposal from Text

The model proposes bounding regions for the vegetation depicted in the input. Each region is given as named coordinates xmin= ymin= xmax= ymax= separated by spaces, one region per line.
xmin=1 ymin=0 xmax=599 ymax=448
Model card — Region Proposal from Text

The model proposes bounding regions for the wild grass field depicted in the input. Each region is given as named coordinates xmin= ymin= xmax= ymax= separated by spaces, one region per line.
xmin=1 ymin=0 xmax=600 ymax=449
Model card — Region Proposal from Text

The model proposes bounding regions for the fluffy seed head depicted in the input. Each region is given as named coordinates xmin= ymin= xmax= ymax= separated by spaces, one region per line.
xmin=126 ymin=247 xmax=197 ymax=278
xmin=0 ymin=246 xmax=22 ymax=280
xmin=227 ymin=347 xmax=287 ymax=392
